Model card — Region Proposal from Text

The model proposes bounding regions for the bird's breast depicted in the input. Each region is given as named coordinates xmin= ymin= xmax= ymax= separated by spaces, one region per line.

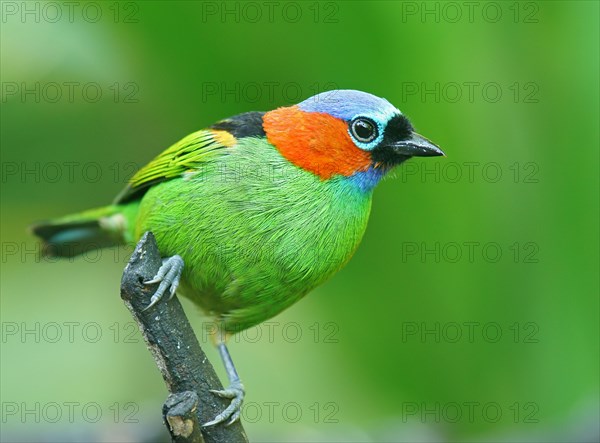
xmin=135 ymin=136 xmax=373 ymax=329
xmin=213 ymin=137 xmax=373 ymax=276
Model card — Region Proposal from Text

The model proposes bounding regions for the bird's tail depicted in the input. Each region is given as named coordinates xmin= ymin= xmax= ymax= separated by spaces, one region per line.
xmin=31 ymin=203 xmax=138 ymax=258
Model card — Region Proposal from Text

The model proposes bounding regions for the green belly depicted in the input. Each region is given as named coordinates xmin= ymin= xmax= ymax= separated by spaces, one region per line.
xmin=133 ymin=138 xmax=372 ymax=333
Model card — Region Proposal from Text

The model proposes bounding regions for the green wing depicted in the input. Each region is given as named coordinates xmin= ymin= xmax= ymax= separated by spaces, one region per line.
xmin=114 ymin=129 xmax=236 ymax=203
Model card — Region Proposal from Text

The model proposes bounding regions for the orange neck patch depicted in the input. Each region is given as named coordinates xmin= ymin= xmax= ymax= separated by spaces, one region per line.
xmin=263 ymin=105 xmax=372 ymax=179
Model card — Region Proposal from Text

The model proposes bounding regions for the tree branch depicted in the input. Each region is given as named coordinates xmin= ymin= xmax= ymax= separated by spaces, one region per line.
xmin=120 ymin=232 xmax=248 ymax=443
xmin=163 ymin=391 xmax=205 ymax=443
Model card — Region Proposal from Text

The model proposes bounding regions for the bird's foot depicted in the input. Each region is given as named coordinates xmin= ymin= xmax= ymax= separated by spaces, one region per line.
xmin=203 ymin=381 xmax=245 ymax=427
xmin=142 ymin=255 xmax=184 ymax=311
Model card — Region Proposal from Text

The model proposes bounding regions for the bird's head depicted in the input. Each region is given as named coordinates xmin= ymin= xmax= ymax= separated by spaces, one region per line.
xmin=263 ymin=89 xmax=444 ymax=190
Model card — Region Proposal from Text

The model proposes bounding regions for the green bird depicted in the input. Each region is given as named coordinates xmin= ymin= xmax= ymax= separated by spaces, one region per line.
xmin=32 ymin=89 xmax=444 ymax=426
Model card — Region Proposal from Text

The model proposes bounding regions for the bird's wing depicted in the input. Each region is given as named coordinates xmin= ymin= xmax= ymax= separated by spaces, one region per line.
xmin=114 ymin=128 xmax=237 ymax=204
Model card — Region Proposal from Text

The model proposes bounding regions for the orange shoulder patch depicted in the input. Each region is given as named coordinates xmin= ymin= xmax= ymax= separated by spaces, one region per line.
xmin=210 ymin=129 xmax=237 ymax=147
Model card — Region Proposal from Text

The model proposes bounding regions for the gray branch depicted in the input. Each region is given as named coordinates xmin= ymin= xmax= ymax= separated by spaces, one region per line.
xmin=120 ymin=232 xmax=248 ymax=443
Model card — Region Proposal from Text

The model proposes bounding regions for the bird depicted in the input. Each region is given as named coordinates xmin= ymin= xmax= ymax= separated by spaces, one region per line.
xmin=32 ymin=89 xmax=444 ymax=426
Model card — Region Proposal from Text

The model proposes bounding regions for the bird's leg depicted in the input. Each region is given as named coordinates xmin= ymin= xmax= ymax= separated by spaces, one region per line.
xmin=142 ymin=257 xmax=244 ymax=426
xmin=203 ymin=340 xmax=245 ymax=427
xmin=143 ymin=255 xmax=184 ymax=311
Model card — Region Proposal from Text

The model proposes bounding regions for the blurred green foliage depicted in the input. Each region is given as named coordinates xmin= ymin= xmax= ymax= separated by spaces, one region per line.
xmin=1 ymin=1 xmax=598 ymax=441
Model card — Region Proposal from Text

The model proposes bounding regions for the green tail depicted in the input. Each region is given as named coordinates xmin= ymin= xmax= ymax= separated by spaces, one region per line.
xmin=31 ymin=204 xmax=138 ymax=257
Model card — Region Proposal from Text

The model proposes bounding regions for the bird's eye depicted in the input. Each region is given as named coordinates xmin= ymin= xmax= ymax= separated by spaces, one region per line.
xmin=350 ymin=118 xmax=378 ymax=144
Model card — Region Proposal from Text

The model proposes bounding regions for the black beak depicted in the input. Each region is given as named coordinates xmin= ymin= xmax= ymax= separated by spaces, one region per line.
xmin=388 ymin=132 xmax=445 ymax=157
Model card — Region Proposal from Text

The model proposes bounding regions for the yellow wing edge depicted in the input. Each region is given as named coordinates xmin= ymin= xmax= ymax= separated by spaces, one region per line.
xmin=114 ymin=129 xmax=237 ymax=204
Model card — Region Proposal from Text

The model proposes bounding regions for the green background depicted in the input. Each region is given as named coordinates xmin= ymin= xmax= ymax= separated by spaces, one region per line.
xmin=1 ymin=1 xmax=598 ymax=441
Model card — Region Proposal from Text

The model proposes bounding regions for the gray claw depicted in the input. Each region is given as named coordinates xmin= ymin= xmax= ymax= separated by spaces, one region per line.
xmin=142 ymin=255 xmax=184 ymax=311
xmin=203 ymin=382 xmax=245 ymax=427
xmin=226 ymin=410 xmax=241 ymax=426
